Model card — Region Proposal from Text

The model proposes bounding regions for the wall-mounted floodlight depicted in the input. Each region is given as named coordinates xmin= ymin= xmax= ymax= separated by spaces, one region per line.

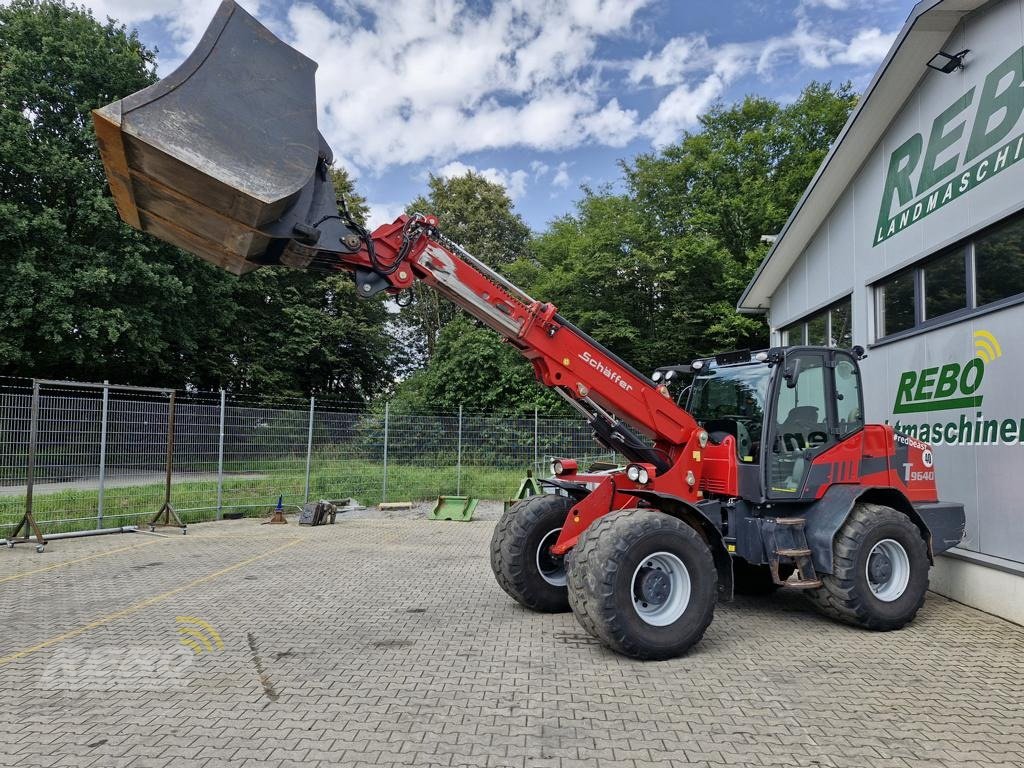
xmin=926 ymin=49 xmax=969 ymax=74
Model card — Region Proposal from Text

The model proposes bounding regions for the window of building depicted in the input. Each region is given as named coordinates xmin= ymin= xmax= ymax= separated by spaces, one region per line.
xmin=975 ymin=216 xmax=1024 ymax=307
xmin=879 ymin=270 xmax=915 ymax=336
xmin=875 ymin=209 xmax=1024 ymax=339
xmin=923 ymin=248 xmax=967 ymax=320
xmin=780 ymin=296 xmax=853 ymax=348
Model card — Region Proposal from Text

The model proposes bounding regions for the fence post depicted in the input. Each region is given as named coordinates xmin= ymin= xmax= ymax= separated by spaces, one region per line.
xmin=456 ymin=405 xmax=463 ymax=496
xmin=304 ymin=396 xmax=315 ymax=504
xmin=216 ymin=389 xmax=225 ymax=520
xmin=381 ymin=402 xmax=390 ymax=503
xmin=96 ymin=381 xmax=109 ymax=529
xmin=533 ymin=407 xmax=539 ymax=474
xmin=24 ymin=381 xmax=40 ymax=529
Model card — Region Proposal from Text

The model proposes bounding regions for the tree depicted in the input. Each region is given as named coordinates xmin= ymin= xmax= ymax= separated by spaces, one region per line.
xmin=390 ymin=316 xmax=563 ymax=414
xmin=0 ymin=1 xmax=394 ymax=398
xmin=390 ymin=172 xmax=559 ymax=413
xmin=0 ymin=0 xmax=228 ymax=386
xmin=621 ymin=83 xmax=857 ymax=360
xmin=403 ymin=172 xmax=532 ymax=360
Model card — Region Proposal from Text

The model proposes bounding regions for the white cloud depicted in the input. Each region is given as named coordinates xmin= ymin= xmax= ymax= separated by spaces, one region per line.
xmin=530 ymin=160 xmax=550 ymax=179
xmin=551 ymin=162 xmax=571 ymax=189
xmin=367 ymin=201 xmax=406 ymax=230
xmin=834 ymin=28 xmax=897 ymax=65
xmin=437 ymin=161 xmax=529 ymax=200
xmin=282 ymin=0 xmax=655 ymax=172
xmin=634 ymin=17 xmax=896 ymax=145
xmin=55 ymin=0 xmax=896 ymax=170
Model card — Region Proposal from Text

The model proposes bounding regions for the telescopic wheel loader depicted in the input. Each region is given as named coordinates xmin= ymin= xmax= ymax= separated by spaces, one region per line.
xmin=92 ymin=1 xmax=966 ymax=659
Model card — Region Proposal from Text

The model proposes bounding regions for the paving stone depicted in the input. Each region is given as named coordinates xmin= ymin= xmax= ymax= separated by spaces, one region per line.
xmin=0 ymin=515 xmax=1021 ymax=768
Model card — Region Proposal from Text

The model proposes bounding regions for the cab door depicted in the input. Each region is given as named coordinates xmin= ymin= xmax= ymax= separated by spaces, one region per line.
xmin=765 ymin=349 xmax=833 ymax=499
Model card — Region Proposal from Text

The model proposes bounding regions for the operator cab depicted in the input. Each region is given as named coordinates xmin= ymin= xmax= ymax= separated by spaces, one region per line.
xmin=653 ymin=346 xmax=866 ymax=501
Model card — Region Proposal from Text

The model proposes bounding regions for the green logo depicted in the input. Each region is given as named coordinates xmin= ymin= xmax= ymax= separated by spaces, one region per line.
xmin=892 ymin=331 xmax=1001 ymax=414
xmin=875 ymin=46 xmax=1024 ymax=245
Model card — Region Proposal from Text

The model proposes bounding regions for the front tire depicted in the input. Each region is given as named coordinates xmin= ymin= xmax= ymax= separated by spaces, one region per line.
xmin=805 ymin=502 xmax=929 ymax=630
xmin=566 ymin=509 xmax=717 ymax=660
xmin=490 ymin=494 xmax=574 ymax=612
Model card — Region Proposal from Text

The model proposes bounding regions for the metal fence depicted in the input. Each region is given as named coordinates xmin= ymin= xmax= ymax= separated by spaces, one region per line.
xmin=0 ymin=377 xmax=613 ymax=534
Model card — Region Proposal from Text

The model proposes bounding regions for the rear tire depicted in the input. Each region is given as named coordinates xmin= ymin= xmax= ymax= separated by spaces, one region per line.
xmin=566 ymin=508 xmax=717 ymax=660
xmin=490 ymin=494 xmax=574 ymax=612
xmin=805 ymin=502 xmax=929 ymax=630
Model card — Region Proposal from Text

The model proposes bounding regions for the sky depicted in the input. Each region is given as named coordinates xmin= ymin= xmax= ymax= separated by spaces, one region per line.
xmin=71 ymin=0 xmax=914 ymax=231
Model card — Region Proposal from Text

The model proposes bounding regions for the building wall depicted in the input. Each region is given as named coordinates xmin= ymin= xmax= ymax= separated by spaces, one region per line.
xmin=767 ymin=0 xmax=1024 ymax=569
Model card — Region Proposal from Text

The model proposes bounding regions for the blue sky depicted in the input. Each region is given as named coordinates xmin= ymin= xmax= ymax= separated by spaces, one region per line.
xmin=77 ymin=0 xmax=913 ymax=231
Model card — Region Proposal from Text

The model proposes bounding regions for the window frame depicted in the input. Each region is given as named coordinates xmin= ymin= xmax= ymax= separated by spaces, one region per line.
xmin=780 ymin=295 xmax=853 ymax=349
xmin=873 ymin=210 xmax=1024 ymax=344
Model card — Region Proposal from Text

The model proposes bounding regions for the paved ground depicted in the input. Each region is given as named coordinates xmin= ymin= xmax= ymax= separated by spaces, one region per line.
xmin=1 ymin=503 xmax=1022 ymax=768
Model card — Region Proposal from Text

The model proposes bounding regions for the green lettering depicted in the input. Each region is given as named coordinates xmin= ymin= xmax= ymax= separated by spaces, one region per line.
xmin=895 ymin=371 xmax=917 ymax=408
xmin=960 ymin=358 xmax=985 ymax=394
xmin=943 ymin=422 xmax=958 ymax=444
xmin=983 ymin=419 xmax=999 ymax=443
xmin=878 ymin=133 xmax=923 ymax=227
xmin=1000 ymin=418 xmax=1018 ymax=444
xmin=915 ymin=367 xmax=939 ymax=400
xmin=917 ymin=89 xmax=975 ymax=194
xmin=934 ymin=363 xmax=960 ymax=399
xmin=966 ymin=46 xmax=1024 ymax=162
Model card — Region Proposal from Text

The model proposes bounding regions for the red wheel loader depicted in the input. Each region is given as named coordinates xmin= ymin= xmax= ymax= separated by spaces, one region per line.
xmin=92 ymin=1 xmax=966 ymax=659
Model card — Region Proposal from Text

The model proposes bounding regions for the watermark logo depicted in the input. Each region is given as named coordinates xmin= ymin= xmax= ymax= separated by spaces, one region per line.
xmin=974 ymin=329 xmax=1003 ymax=364
xmin=176 ymin=616 xmax=224 ymax=656
xmin=38 ymin=616 xmax=225 ymax=691
xmin=40 ymin=646 xmax=196 ymax=691
xmin=892 ymin=331 xmax=1001 ymax=415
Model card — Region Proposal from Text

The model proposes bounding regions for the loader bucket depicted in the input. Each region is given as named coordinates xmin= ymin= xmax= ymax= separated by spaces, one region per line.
xmin=92 ymin=1 xmax=325 ymax=275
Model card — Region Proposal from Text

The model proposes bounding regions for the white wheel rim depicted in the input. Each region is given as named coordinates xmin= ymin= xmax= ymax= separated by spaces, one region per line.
xmin=866 ymin=538 xmax=910 ymax=602
xmin=536 ymin=528 xmax=566 ymax=587
xmin=631 ymin=551 xmax=691 ymax=626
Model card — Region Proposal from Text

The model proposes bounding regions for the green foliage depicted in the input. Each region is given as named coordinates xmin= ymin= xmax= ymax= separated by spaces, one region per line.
xmin=520 ymin=83 xmax=858 ymax=375
xmin=391 ymin=316 xmax=563 ymax=415
xmin=329 ymin=165 xmax=369 ymax=227
xmin=0 ymin=1 xmax=392 ymax=399
xmin=403 ymin=172 xmax=532 ymax=359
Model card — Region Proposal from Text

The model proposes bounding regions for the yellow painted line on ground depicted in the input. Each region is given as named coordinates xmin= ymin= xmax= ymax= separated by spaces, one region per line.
xmin=0 ymin=540 xmax=163 ymax=585
xmin=0 ymin=537 xmax=303 ymax=667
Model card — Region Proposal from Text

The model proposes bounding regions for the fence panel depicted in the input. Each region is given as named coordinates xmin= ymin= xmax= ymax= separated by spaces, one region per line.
xmin=0 ymin=376 xmax=629 ymax=536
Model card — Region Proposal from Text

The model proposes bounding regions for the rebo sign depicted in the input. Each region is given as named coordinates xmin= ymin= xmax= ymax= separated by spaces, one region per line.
xmin=875 ymin=46 xmax=1024 ymax=245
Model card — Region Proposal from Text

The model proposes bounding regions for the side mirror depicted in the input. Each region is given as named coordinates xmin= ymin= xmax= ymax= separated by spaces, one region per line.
xmin=784 ymin=358 xmax=802 ymax=389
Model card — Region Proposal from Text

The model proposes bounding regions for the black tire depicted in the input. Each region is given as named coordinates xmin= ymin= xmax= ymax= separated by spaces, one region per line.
xmin=490 ymin=494 xmax=574 ymax=612
xmin=805 ymin=502 xmax=929 ymax=630
xmin=732 ymin=559 xmax=795 ymax=595
xmin=566 ymin=508 xmax=717 ymax=660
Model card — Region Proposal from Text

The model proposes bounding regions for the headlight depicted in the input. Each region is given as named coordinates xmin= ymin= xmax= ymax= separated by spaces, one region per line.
xmin=691 ymin=359 xmax=704 ymax=370
xmin=551 ymin=460 xmax=564 ymax=476
xmin=637 ymin=467 xmax=650 ymax=484
xmin=652 ymin=370 xmax=663 ymax=382
xmin=626 ymin=464 xmax=640 ymax=481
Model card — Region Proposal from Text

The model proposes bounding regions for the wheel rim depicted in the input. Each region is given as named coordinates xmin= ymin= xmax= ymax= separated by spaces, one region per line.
xmin=865 ymin=538 xmax=911 ymax=602
xmin=536 ymin=528 xmax=566 ymax=587
xmin=631 ymin=551 xmax=691 ymax=626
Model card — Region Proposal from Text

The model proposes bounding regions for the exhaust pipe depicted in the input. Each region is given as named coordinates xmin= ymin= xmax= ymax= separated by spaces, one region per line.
xmin=92 ymin=1 xmax=341 ymax=275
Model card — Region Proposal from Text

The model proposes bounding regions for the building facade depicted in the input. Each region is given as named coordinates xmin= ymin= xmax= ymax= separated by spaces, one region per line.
xmin=740 ymin=0 xmax=1024 ymax=622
